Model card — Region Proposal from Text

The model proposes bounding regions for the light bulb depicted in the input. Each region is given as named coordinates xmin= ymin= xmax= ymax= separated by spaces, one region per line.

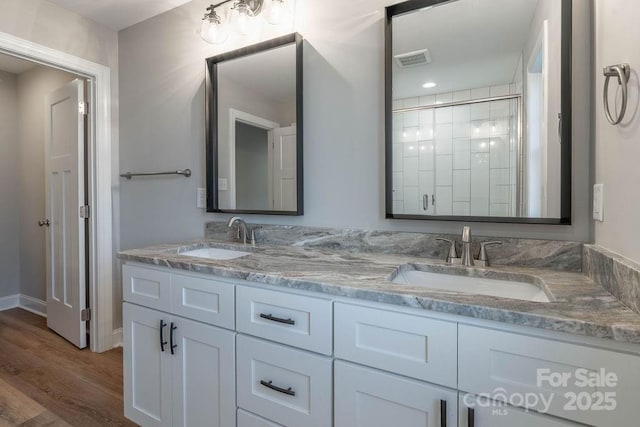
xmin=268 ymin=0 xmax=286 ymax=25
xmin=200 ymin=7 xmax=227 ymax=44
xmin=232 ymin=1 xmax=256 ymax=36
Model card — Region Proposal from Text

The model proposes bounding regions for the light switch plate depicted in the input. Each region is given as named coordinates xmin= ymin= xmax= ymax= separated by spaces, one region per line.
xmin=219 ymin=178 xmax=228 ymax=191
xmin=196 ymin=188 xmax=206 ymax=209
xmin=593 ymin=184 xmax=604 ymax=222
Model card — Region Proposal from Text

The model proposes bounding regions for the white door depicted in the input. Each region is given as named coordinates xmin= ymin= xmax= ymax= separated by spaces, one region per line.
xmin=334 ymin=361 xmax=457 ymax=427
xmin=124 ymin=303 xmax=173 ymax=427
xmin=172 ymin=316 xmax=236 ymax=427
xmin=459 ymin=394 xmax=583 ymax=427
xmin=44 ymin=79 xmax=88 ymax=348
xmin=272 ymin=125 xmax=297 ymax=211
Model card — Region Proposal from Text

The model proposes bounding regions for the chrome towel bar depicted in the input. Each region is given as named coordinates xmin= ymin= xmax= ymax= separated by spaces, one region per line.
xmin=120 ymin=169 xmax=192 ymax=180
xmin=603 ymin=63 xmax=631 ymax=125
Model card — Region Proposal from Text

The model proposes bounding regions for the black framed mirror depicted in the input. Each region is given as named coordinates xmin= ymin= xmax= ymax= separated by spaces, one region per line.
xmin=206 ymin=33 xmax=303 ymax=215
xmin=385 ymin=0 xmax=571 ymax=224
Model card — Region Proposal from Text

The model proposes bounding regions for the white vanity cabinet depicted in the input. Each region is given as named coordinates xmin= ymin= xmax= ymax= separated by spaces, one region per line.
xmin=122 ymin=264 xmax=237 ymax=427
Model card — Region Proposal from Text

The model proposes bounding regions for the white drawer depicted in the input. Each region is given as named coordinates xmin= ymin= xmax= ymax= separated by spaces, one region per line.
xmin=236 ymin=286 xmax=333 ymax=355
xmin=334 ymin=303 xmax=458 ymax=388
xmin=123 ymin=264 xmax=171 ymax=311
xmin=459 ymin=325 xmax=640 ymax=427
xmin=237 ymin=409 xmax=282 ymax=427
xmin=171 ymin=272 xmax=234 ymax=329
xmin=236 ymin=335 xmax=333 ymax=427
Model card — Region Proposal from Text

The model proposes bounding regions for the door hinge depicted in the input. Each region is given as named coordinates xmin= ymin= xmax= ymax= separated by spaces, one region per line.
xmin=79 ymin=205 xmax=90 ymax=219
xmin=79 ymin=101 xmax=87 ymax=115
xmin=81 ymin=308 xmax=91 ymax=321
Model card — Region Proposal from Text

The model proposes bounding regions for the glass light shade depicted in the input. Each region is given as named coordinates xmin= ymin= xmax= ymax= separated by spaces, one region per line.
xmin=232 ymin=2 xmax=256 ymax=36
xmin=267 ymin=0 xmax=286 ymax=25
xmin=200 ymin=17 xmax=228 ymax=44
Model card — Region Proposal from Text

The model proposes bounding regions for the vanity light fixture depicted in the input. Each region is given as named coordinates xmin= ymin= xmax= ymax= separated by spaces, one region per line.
xmin=200 ymin=0 xmax=290 ymax=44
xmin=422 ymin=81 xmax=437 ymax=89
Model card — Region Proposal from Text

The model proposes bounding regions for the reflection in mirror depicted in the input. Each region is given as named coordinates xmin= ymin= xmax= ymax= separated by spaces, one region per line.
xmin=386 ymin=0 xmax=570 ymax=224
xmin=206 ymin=33 xmax=303 ymax=214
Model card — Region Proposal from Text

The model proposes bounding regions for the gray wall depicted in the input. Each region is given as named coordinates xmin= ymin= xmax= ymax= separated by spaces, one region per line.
xmin=594 ymin=0 xmax=640 ymax=263
xmin=119 ymin=0 xmax=592 ymax=256
xmin=17 ymin=67 xmax=76 ymax=301
xmin=0 ymin=70 xmax=21 ymax=298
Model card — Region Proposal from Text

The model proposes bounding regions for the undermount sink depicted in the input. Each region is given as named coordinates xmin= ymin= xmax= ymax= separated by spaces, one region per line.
xmin=178 ymin=247 xmax=251 ymax=260
xmin=391 ymin=268 xmax=550 ymax=302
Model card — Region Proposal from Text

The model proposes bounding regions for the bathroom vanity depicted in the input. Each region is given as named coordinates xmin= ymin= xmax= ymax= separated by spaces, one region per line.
xmin=119 ymin=237 xmax=640 ymax=427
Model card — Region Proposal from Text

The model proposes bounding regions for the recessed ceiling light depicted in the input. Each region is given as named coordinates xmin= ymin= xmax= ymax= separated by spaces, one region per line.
xmin=422 ymin=82 xmax=437 ymax=89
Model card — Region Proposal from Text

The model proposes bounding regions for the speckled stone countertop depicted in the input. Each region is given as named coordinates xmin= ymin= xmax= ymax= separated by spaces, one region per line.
xmin=119 ymin=240 xmax=640 ymax=345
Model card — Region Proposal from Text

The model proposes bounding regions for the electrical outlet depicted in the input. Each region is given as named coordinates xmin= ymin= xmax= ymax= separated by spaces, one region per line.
xmin=593 ymin=184 xmax=604 ymax=222
xmin=218 ymin=178 xmax=228 ymax=191
xmin=196 ymin=188 xmax=206 ymax=209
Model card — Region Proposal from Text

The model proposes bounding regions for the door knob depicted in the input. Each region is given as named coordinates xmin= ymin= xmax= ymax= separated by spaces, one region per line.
xmin=38 ymin=219 xmax=50 ymax=227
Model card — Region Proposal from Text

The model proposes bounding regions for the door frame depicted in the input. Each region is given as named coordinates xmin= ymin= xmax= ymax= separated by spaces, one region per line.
xmin=0 ymin=31 xmax=114 ymax=352
xmin=228 ymin=108 xmax=279 ymax=210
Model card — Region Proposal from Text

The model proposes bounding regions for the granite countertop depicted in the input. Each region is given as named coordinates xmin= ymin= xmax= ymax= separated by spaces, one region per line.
xmin=119 ymin=239 xmax=640 ymax=345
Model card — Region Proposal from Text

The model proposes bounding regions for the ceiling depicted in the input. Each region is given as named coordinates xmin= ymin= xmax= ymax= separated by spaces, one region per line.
xmin=392 ymin=0 xmax=540 ymax=99
xmin=0 ymin=53 xmax=37 ymax=74
xmin=47 ymin=0 xmax=193 ymax=31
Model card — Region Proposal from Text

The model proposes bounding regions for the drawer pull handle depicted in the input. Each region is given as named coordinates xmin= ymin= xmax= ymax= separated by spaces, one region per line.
xmin=440 ymin=399 xmax=447 ymax=427
xmin=170 ymin=322 xmax=177 ymax=355
xmin=468 ymin=407 xmax=475 ymax=427
xmin=260 ymin=380 xmax=296 ymax=396
xmin=159 ymin=320 xmax=167 ymax=352
xmin=259 ymin=313 xmax=296 ymax=325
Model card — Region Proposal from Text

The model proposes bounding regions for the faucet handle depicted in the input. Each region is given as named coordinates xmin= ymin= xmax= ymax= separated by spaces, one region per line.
xmin=435 ymin=238 xmax=458 ymax=263
xmin=478 ymin=241 xmax=503 ymax=264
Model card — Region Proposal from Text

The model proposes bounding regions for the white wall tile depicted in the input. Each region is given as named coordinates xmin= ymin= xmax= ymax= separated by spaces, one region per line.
xmin=489 ymin=137 xmax=510 ymax=168
xmin=490 ymin=168 xmax=510 ymax=186
xmin=490 ymin=84 xmax=510 ymax=97
xmin=470 ymin=153 xmax=489 ymax=216
xmin=490 ymin=184 xmax=510 ymax=204
xmin=452 ymin=202 xmax=470 ymax=216
xmin=419 ymin=95 xmax=435 ymax=106
xmin=403 ymin=97 xmax=419 ymax=108
xmin=392 ymin=172 xmax=403 ymax=201
xmin=392 ymin=99 xmax=403 ymax=110
xmin=402 ymin=126 xmax=419 ymax=143
xmin=453 ymin=90 xmax=471 ymax=102
xmin=453 ymin=105 xmax=470 ymax=123
xmin=453 ymin=169 xmax=470 ymax=202
xmin=470 ymin=138 xmax=490 ymax=153
xmin=403 ymin=111 xmax=419 ymax=127
xmin=403 ymin=186 xmax=420 ymax=214
xmin=435 ymin=123 xmax=453 ymax=141
xmin=470 ymin=103 xmax=490 ymax=120
xmin=490 ymin=100 xmax=511 ymax=118
xmin=392 ymin=201 xmax=404 ymax=213
xmin=435 ymin=186 xmax=452 ymax=215
xmin=452 ymin=121 xmax=470 ymax=139
xmin=419 ymin=110 xmax=434 ymax=127
xmin=471 ymin=87 xmax=490 ymax=99
xmin=435 ymin=107 xmax=453 ymax=124
xmin=404 ymin=157 xmax=419 ymax=186
xmin=453 ymin=139 xmax=471 ymax=169
xmin=490 ymin=203 xmax=509 ymax=217
xmin=436 ymin=92 xmax=453 ymax=104
xmin=419 ymin=141 xmax=435 ymax=170
xmin=418 ymin=125 xmax=434 ymax=140
xmin=393 ymin=143 xmax=403 ymax=171
xmin=436 ymin=154 xmax=452 ymax=186
xmin=393 ymin=112 xmax=402 ymax=130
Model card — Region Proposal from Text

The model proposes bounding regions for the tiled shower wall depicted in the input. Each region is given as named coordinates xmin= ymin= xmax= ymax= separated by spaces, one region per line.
xmin=392 ymin=84 xmax=519 ymax=216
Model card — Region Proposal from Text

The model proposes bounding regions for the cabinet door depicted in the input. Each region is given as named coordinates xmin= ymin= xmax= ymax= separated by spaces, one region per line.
xmin=459 ymin=394 xmax=583 ymax=427
xmin=123 ymin=303 xmax=173 ymax=427
xmin=335 ymin=361 xmax=457 ymax=427
xmin=172 ymin=316 xmax=236 ymax=427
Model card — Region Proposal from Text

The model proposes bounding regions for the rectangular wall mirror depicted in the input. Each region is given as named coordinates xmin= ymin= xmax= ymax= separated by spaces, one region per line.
xmin=385 ymin=0 xmax=571 ymax=224
xmin=206 ymin=33 xmax=303 ymax=215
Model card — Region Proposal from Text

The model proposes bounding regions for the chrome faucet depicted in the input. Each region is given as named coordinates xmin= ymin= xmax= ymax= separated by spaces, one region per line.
xmin=436 ymin=226 xmax=502 ymax=267
xmin=227 ymin=216 xmax=255 ymax=245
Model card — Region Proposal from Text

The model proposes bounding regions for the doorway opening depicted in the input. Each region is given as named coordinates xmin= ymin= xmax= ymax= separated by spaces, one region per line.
xmin=0 ymin=31 xmax=114 ymax=353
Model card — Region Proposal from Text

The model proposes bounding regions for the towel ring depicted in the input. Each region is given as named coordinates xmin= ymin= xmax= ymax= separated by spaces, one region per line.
xmin=603 ymin=63 xmax=630 ymax=125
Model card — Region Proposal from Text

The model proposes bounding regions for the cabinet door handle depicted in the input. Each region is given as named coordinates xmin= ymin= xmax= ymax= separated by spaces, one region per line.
xmin=259 ymin=313 xmax=295 ymax=325
xmin=440 ymin=399 xmax=447 ymax=427
xmin=170 ymin=322 xmax=177 ymax=355
xmin=468 ymin=407 xmax=475 ymax=427
xmin=423 ymin=194 xmax=429 ymax=211
xmin=159 ymin=320 xmax=167 ymax=352
xmin=260 ymin=380 xmax=296 ymax=396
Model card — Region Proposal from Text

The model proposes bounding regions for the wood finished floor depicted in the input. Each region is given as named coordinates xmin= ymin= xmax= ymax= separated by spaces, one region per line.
xmin=0 ymin=309 xmax=136 ymax=426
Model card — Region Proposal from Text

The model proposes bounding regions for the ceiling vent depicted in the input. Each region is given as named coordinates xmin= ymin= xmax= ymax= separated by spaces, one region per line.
xmin=394 ymin=49 xmax=432 ymax=68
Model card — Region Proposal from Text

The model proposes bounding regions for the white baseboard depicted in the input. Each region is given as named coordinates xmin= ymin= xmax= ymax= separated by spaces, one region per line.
xmin=0 ymin=294 xmax=19 ymax=311
xmin=19 ymin=295 xmax=47 ymax=317
xmin=112 ymin=328 xmax=123 ymax=348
